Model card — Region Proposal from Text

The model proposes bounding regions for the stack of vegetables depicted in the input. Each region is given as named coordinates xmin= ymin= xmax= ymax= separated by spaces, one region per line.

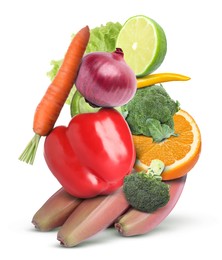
xmin=19 ymin=16 xmax=201 ymax=247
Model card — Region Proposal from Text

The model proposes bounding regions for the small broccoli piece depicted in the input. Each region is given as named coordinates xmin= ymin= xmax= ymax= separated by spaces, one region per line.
xmin=122 ymin=85 xmax=180 ymax=141
xmin=148 ymin=159 xmax=165 ymax=177
xmin=123 ymin=171 xmax=170 ymax=213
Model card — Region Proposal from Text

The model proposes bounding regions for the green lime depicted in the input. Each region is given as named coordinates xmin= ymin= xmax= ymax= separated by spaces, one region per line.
xmin=116 ymin=15 xmax=167 ymax=77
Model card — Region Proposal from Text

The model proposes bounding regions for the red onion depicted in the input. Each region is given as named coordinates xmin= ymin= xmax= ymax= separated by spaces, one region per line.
xmin=75 ymin=48 xmax=137 ymax=107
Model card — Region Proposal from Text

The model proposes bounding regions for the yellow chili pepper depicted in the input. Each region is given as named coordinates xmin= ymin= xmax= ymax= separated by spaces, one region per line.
xmin=137 ymin=73 xmax=190 ymax=88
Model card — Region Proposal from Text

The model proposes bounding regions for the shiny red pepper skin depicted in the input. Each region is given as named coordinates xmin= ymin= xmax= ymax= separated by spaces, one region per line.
xmin=44 ymin=108 xmax=135 ymax=198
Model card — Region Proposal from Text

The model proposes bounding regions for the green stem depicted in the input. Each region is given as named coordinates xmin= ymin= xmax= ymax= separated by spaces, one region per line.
xmin=19 ymin=134 xmax=41 ymax=165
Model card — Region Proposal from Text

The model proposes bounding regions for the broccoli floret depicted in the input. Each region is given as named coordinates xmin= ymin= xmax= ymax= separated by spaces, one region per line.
xmin=148 ymin=159 xmax=165 ymax=177
xmin=123 ymin=172 xmax=170 ymax=213
xmin=123 ymin=160 xmax=170 ymax=213
xmin=122 ymin=85 xmax=180 ymax=141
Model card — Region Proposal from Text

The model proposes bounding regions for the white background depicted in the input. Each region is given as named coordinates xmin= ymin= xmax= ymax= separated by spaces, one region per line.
xmin=0 ymin=0 xmax=221 ymax=259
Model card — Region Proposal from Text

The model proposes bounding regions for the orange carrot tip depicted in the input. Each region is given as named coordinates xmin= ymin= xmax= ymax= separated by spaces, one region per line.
xmin=19 ymin=134 xmax=41 ymax=165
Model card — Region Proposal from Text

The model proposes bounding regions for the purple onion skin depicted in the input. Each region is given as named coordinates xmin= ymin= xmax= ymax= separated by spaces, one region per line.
xmin=75 ymin=48 xmax=137 ymax=107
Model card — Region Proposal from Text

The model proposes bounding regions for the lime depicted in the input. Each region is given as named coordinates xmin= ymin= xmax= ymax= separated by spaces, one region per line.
xmin=116 ymin=15 xmax=167 ymax=77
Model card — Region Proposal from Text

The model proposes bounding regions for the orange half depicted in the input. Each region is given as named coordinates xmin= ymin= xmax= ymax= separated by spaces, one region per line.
xmin=133 ymin=110 xmax=201 ymax=180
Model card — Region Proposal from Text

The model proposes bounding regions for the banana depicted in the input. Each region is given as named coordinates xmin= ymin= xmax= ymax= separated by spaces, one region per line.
xmin=32 ymin=175 xmax=186 ymax=243
xmin=57 ymin=188 xmax=130 ymax=247
xmin=115 ymin=175 xmax=187 ymax=236
xmin=32 ymin=188 xmax=82 ymax=231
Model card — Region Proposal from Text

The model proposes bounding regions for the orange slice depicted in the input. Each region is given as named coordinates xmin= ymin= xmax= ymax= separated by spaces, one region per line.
xmin=133 ymin=110 xmax=201 ymax=180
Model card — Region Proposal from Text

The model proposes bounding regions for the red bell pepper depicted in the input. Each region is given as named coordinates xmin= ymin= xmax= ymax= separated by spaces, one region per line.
xmin=44 ymin=108 xmax=135 ymax=198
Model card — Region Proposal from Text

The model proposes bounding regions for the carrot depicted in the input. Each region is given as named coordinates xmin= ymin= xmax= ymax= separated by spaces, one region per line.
xmin=19 ymin=26 xmax=90 ymax=164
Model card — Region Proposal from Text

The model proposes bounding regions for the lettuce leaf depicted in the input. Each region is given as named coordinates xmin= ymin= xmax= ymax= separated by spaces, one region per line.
xmin=85 ymin=22 xmax=122 ymax=53
xmin=47 ymin=22 xmax=122 ymax=104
